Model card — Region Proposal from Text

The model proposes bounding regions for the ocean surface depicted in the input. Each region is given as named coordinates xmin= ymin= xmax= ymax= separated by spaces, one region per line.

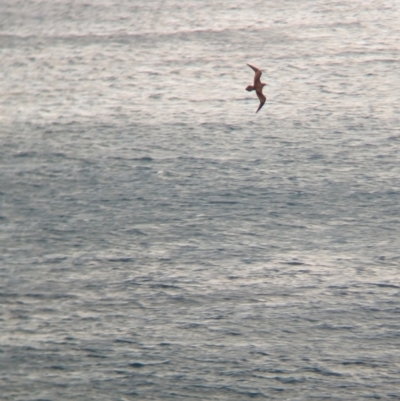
xmin=1 ymin=0 xmax=400 ymax=400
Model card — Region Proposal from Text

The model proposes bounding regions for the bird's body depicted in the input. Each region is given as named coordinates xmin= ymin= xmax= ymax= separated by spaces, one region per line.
xmin=245 ymin=63 xmax=266 ymax=113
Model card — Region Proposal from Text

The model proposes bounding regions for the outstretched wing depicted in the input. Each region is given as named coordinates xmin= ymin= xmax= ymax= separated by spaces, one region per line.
xmin=255 ymin=90 xmax=266 ymax=113
xmin=247 ymin=63 xmax=260 ymax=73
xmin=247 ymin=63 xmax=262 ymax=85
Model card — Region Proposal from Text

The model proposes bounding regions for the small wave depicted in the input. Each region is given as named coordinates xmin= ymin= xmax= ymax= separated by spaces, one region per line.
xmin=341 ymin=360 xmax=368 ymax=366
xmin=373 ymin=283 xmax=400 ymax=289
xmin=129 ymin=360 xmax=170 ymax=368
xmin=107 ymin=257 xmax=135 ymax=262
xmin=150 ymin=283 xmax=180 ymax=289
xmin=283 ymin=260 xmax=305 ymax=266
xmin=114 ymin=338 xmax=135 ymax=344
xmin=49 ymin=365 xmax=66 ymax=370
xmin=133 ymin=156 xmax=153 ymax=162
xmin=304 ymin=366 xmax=343 ymax=376
xmin=13 ymin=151 xmax=36 ymax=158
xmin=274 ymin=376 xmax=305 ymax=384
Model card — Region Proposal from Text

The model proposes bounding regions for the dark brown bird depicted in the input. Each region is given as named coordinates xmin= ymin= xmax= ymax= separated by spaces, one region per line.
xmin=245 ymin=63 xmax=266 ymax=113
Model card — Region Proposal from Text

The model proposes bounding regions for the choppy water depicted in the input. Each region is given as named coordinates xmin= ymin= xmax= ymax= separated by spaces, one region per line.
xmin=1 ymin=0 xmax=400 ymax=400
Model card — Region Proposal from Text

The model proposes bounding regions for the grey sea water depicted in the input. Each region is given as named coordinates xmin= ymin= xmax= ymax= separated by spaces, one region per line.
xmin=1 ymin=0 xmax=400 ymax=400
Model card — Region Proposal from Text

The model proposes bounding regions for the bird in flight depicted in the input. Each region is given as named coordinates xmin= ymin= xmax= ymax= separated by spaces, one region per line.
xmin=245 ymin=63 xmax=266 ymax=113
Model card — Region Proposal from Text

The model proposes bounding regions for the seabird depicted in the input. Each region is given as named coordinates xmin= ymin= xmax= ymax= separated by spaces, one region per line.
xmin=245 ymin=63 xmax=266 ymax=113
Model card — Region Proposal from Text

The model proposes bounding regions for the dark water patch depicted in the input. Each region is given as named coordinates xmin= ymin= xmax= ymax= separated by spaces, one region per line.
xmin=150 ymin=283 xmax=180 ymax=289
xmin=328 ymin=285 xmax=349 ymax=289
xmin=226 ymin=331 xmax=242 ymax=336
xmin=240 ymin=391 xmax=265 ymax=398
xmin=87 ymin=353 xmax=108 ymax=359
xmin=26 ymin=399 xmax=54 ymax=401
xmin=114 ymin=369 xmax=130 ymax=375
xmin=133 ymin=156 xmax=153 ymax=162
xmin=250 ymin=350 xmax=270 ymax=356
xmin=222 ymin=388 xmax=266 ymax=398
xmin=49 ymin=365 xmax=66 ymax=370
xmin=50 ymin=152 xmax=66 ymax=158
xmin=129 ymin=360 xmax=170 ymax=368
xmin=42 ymin=256 xmax=68 ymax=264
xmin=129 ymin=361 xmax=145 ymax=368
xmin=168 ymin=295 xmax=200 ymax=305
xmin=208 ymin=200 xmax=239 ymax=205
xmin=107 ymin=257 xmax=135 ymax=262
xmin=315 ymin=323 xmax=354 ymax=331
xmin=124 ymin=228 xmax=147 ymax=235
xmin=341 ymin=360 xmax=368 ymax=366
xmin=283 ymin=260 xmax=305 ymax=266
xmin=270 ymin=387 xmax=285 ymax=392
xmin=180 ymin=322 xmax=205 ymax=330
xmin=23 ymin=293 xmax=76 ymax=300
xmin=0 ymin=292 xmax=19 ymax=298
xmin=114 ymin=338 xmax=136 ymax=344
xmin=373 ymin=283 xmax=400 ymax=289
xmin=274 ymin=376 xmax=305 ymax=384
xmin=12 ymin=151 xmax=37 ymax=158
xmin=81 ymin=316 xmax=99 ymax=321
xmin=123 ymin=279 xmax=143 ymax=288
xmin=304 ymin=366 xmax=343 ymax=377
